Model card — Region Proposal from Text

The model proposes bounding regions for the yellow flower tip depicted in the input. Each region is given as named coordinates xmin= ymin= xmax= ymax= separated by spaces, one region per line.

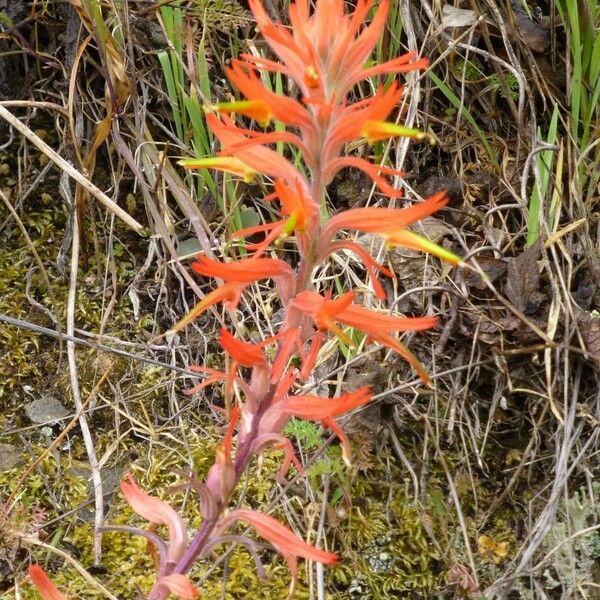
xmin=363 ymin=120 xmax=431 ymax=144
xmin=304 ymin=65 xmax=320 ymax=89
xmin=202 ymin=103 xmax=218 ymax=113
xmin=384 ymin=230 xmax=462 ymax=266
xmin=283 ymin=213 xmax=298 ymax=235
xmin=213 ymin=100 xmax=272 ymax=127
xmin=179 ymin=156 xmax=256 ymax=181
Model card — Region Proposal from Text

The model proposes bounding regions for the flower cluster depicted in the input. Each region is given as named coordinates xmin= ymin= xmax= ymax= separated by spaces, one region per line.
xmin=30 ymin=0 xmax=461 ymax=598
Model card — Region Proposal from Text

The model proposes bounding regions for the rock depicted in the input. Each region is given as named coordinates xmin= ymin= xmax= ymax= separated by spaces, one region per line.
xmin=24 ymin=395 xmax=70 ymax=424
xmin=0 ymin=443 xmax=23 ymax=471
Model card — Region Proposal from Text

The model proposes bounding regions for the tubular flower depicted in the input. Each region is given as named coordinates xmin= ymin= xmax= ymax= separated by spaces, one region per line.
xmin=223 ymin=509 xmax=337 ymax=597
xmin=205 ymin=113 xmax=306 ymax=187
xmin=179 ymin=156 xmax=255 ymax=183
xmin=211 ymin=100 xmax=273 ymax=128
xmin=168 ymin=283 xmax=245 ymax=335
xmin=232 ymin=179 xmax=318 ymax=257
xmin=282 ymin=386 xmax=372 ymax=420
xmin=28 ymin=565 xmax=67 ymax=600
xmin=361 ymin=121 xmax=433 ymax=144
xmin=219 ymin=328 xmax=266 ymax=368
xmin=321 ymin=191 xmax=462 ymax=265
xmin=191 ymin=255 xmax=293 ymax=283
xmin=120 ymin=473 xmax=188 ymax=564
xmin=292 ymin=291 xmax=438 ymax=382
xmin=220 ymin=60 xmax=313 ymax=129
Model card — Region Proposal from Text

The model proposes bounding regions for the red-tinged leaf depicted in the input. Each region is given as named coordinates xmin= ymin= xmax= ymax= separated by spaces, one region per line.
xmin=155 ymin=574 xmax=200 ymax=598
xmin=192 ymin=255 xmax=293 ymax=284
xmin=219 ymin=329 xmax=266 ymax=367
xmin=168 ymin=283 xmax=244 ymax=335
xmin=325 ymin=192 xmax=449 ymax=237
xmin=28 ymin=565 xmax=67 ymax=600
xmin=228 ymin=509 xmax=338 ymax=565
xmin=282 ymin=386 xmax=372 ymax=420
xmin=120 ymin=474 xmax=187 ymax=563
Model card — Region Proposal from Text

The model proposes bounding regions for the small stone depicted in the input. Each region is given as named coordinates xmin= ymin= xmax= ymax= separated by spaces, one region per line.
xmin=24 ymin=395 xmax=70 ymax=424
xmin=0 ymin=443 xmax=24 ymax=471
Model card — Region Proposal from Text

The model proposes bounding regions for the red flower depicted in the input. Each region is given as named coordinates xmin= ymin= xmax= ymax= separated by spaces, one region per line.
xmin=191 ymin=255 xmax=295 ymax=303
xmin=219 ymin=328 xmax=266 ymax=368
xmin=28 ymin=565 xmax=67 ymax=600
xmin=179 ymin=156 xmax=255 ymax=182
xmin=282 ymin=386 xmax=372 ymax=420
xmin=232 ymin=179 xmax=318 ymax=257
xmin=192 ymin=255 xmax=293 ymax=283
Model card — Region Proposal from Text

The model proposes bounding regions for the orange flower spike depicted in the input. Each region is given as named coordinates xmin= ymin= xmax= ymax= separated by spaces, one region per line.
xmin=120 ymin=474 xmax=188 ymax=564
xmin=282 ymin=386 xmax=372 ymax=420
xmin=192 ymin=255 xmax=293 ymax=284
xmin=28 ymin=565 xmax=67 ymax=600
xmin=155 ymin=574 xmax=200 ymax=599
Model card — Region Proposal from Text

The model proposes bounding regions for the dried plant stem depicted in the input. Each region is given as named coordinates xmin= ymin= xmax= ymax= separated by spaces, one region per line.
xmin=0 ymin=104 xmax=143 ymax=233
xmin=66 ymin=205 xmax=104 ymax=564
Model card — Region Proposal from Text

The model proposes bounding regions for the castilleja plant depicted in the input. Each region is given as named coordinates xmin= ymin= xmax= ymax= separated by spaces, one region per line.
xmin=30 ymin=0 xmax=464 ymax=598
